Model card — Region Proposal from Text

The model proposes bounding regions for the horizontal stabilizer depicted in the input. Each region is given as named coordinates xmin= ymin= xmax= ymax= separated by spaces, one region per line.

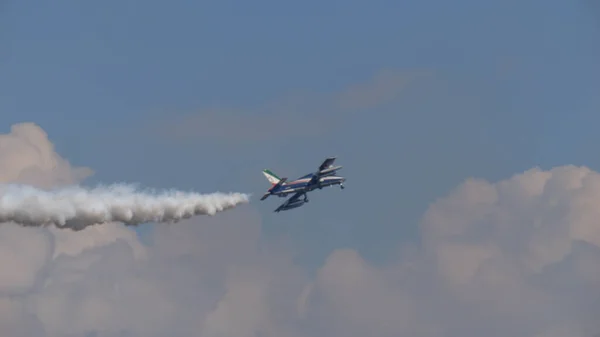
xmin=270 ymin=177 xmax=287 ymax=188
xmin=261 ymin=177 xmax=288 ymax=201
xmin=267 ymin=177 xmax=287 ymax=190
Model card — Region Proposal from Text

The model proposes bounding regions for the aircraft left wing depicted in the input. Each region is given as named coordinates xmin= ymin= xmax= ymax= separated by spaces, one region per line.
xmin=286 ymin=191 xmax=304 ymax=202
xmin=274 ymin=192 xmax=306 ymax=212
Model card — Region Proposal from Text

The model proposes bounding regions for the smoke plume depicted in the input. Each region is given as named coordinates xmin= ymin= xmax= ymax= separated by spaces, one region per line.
xmin=0 ymin=183 xmax=250 ymax=230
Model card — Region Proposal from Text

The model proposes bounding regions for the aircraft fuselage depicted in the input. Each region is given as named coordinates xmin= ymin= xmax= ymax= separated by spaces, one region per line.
xmin=270 ymin=175 xmax=345 ymax=197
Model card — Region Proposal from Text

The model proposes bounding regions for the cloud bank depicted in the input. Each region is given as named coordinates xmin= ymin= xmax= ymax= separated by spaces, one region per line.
xmin=0 ymin=124 xmax=248 ymax=231
xmin=0 ymin=122 xmax=598 ymax=337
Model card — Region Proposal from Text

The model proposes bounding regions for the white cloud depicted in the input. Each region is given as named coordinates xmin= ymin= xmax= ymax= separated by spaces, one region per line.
xmin=0 ymin=122 xmax=599 ymax=336
xmin=0 ymin=123 xmax=94 ymax=187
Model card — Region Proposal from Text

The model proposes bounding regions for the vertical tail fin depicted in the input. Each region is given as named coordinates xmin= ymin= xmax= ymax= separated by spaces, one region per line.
xmin=262 ymin=169 xmax=281 ymax=185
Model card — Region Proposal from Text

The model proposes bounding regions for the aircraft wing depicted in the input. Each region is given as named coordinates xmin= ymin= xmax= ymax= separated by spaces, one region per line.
xmin=318 ymin=157 xmax=336 ymax=171
xmin=287 ymin=191 xmax=303 ymax=201
xmin=274 ymin=192 xmax=305 ymax=212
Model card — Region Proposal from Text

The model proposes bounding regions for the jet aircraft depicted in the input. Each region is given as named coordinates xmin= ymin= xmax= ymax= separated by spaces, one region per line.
xmin=259 ymin=157 xmax=345 ymax=212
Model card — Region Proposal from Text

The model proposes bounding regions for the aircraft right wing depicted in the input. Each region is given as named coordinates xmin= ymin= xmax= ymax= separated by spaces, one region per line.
xmin=316 ymin=156 xmax=342 ymax=178
xmin=318 ymin=157 xmax=336 ymax=171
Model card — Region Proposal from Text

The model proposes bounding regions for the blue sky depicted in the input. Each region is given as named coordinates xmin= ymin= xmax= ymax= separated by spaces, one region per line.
xmin=1 ymin=0 xmax=599 ymax=267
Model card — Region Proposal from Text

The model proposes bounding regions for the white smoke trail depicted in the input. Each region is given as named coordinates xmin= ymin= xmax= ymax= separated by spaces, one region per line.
xmin=0 ymin=183 xmax=250 ymax=230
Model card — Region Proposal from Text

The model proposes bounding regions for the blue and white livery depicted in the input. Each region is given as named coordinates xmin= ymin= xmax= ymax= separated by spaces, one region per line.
xmin=259 ymin=157 xmax=345 ymax=212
